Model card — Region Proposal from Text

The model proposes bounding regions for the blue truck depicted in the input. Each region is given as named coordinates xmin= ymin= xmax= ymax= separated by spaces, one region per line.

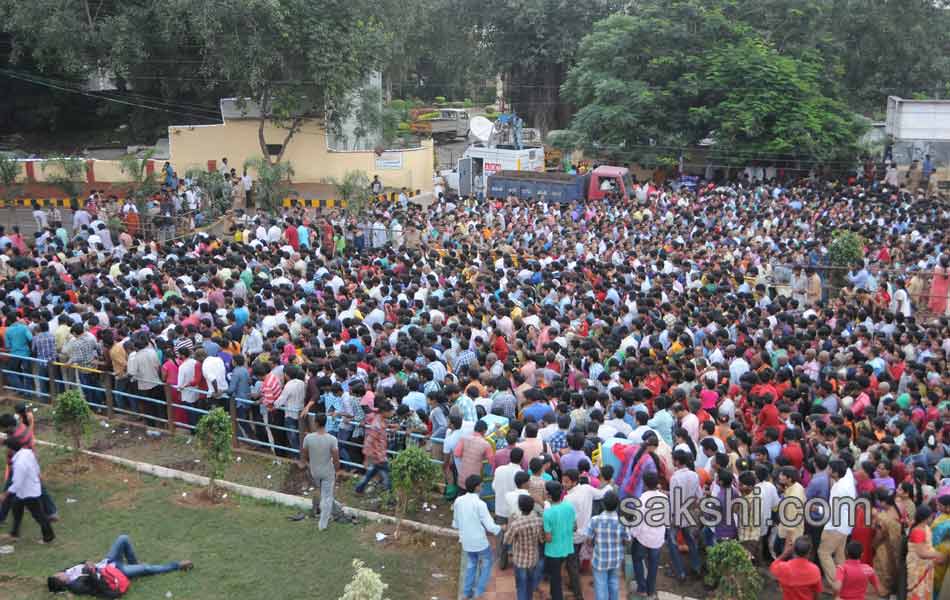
xmin=486 ymin=166 xmax=632 ymax=203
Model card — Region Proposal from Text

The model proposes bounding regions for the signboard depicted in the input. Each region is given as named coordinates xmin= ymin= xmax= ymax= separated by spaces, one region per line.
xmin=374 ymin=152 xmax=403 ymax=170
xmin=484 ymin=162 xmax=503 ymax=175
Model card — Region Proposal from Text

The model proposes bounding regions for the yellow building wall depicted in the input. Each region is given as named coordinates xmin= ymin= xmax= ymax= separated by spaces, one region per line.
xmin=168 ymin=119 xmax=434 ymax=190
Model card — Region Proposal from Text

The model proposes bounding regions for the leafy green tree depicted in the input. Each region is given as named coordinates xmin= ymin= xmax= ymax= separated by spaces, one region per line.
xmin=42 ymin=156 xmax=86 ymax=201
xmin=52 ymin=388 xmax=94 ymax=475
xmin=324 ymin=170 xmax=374 ymax=216
xmin=695 ymin=39 xmax=864 ymax=162
xmin=195 ymin=407 xmax=233 ymax=499
xmin=389 ymin=445 xmax=440 ymax=538
xmin=562 ymin=3 xmax=865 ymax=165
xmin=119 ymin=150 xmax=160 ymax=212
xmin=0 ymin=154 xmax=22 ymax=205
xmin=243 ymin=157 xmax=294 ymax=214
xmin=184 ymin=168 xmax=232 ymax=217
xmin=169 ymin=0 xmax=388 ymax=163
xmin=475 ymin=0 xmax=621 ymax=132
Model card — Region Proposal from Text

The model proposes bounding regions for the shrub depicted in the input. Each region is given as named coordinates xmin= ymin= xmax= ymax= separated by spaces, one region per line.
xmin=195 ymin=407 xmax=233 ymax=498
xmin=390 ymin=445 xmax=440 ymax=538
xmin=52 ymin=388 xmax=93 ymax=473
xmin=324 ymin=170 xmax=374 ymax=215
xmin=704 ymin=540 xmax=762 ymax=600
xmin=434 ymin=96 xmax=447 ymax=105
xmin=828 ymin=229 xmax=865 ymax=267
xmin=828 ymin=229 xmax=866 ymax=292
xmin=338 ymin=559 xmax=389 ymax=600
xmin=0 ymin=154 xmax=22 ymax=207
xmin=42 ymin=156 xmax=86 ymax=199
xmin=243 ymin=157 xmax=295 ymax=214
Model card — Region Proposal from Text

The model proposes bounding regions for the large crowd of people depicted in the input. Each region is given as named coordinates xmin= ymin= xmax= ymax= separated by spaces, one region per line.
xmin=1 ymin=162 xmax=950 ymax=600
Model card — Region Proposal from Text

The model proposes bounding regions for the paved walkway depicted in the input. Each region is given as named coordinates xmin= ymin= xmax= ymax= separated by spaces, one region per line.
xmin=467 ymin=558 xmax=702 ymax=600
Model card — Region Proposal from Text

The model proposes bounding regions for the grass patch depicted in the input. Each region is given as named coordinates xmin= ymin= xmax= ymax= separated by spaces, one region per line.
xmin=10 ymin=398 xmax=454 ymax=528
xmin=0 ymin=453 xmax=459 ymax=600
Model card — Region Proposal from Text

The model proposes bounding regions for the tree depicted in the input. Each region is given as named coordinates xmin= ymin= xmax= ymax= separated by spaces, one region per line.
xmin=171 ymin=0 xmax=388 ymax=164
xmin=562 ymin=2 xmax=865 ymax=166
xmin=324 ymin=170 xmax=373 ymax=216
xmin=476 ymin=0 xmax=622 ymax=133
xmin=42 ymin=156 xmax=86 ymax=201
xmin=119 ymin=150 xmax=160 ymax=212
xmin=52 ymin=388 xmax=93 ymax=475
xmin=0 ymin=155 xmax=22 ymax=227
xmin=389 ymin=445 xmax=440 ymax=539
xmin=694 ymin=39 xmax=864 ymax=163
xmin=827 ymin=229 xmax=866 ymax=292
xmin=195 ymin=407 xmax=232 ymax=499
xmin=243 ymin=158 xmax=294 ymax=213
xmin=184 ymin=168 xmax=232 ymax=217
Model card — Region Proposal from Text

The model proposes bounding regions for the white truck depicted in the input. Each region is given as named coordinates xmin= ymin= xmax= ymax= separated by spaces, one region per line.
xmin=440 ymin=144 xmax=546 ymax=197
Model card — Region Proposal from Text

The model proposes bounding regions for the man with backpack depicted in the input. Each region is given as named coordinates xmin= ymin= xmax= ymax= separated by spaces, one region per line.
xmin=47 ymin=534 xmax=193 ymax=596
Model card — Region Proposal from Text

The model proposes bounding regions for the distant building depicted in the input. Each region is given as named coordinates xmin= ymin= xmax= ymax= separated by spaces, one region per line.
xmin=168 ymin=91 xmax=432 ymax=189
xmin=885 ymin=96 xmax=950 ymax=169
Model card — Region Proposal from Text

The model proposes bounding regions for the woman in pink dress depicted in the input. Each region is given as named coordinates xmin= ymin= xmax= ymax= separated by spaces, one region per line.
xmin=160 ymin=347 xmax=186 ymax=426
xmin=929 ymin=255 xmax=950 ymax=315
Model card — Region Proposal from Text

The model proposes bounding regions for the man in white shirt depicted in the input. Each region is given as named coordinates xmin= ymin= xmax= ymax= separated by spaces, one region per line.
xmin=0 ymin=437 xmax=55 ymax=542
xmin=492 ymin=447 xmax=524 ymax=568
xmin=604 ymin=406 xmax=633 ymax=438
xmin=675 ymin=402 xmax=700 ymax=445
xmin=754 ymin=464 xmax=781 ymax=540
xmin=818 ymin=459 xmax=856 ymax=587
xmin=563 ymin=467 xmax=608 ymax=596
xmin=452 ymin=474 xmax=501 ymax=599
xmin=199 ymin=350 xmax=227 ymax=402
xmin=176 ymin=348 xmax=200 ymax=427
xmin=728 ymin=351 xmax=750 ymax=386
xmin=631 ymin=470 xmax=667 ymax=597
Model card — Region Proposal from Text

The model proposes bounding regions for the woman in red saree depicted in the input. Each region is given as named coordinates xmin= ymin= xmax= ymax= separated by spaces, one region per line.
xmin=929 ymin=255 xmax=950 ymax=316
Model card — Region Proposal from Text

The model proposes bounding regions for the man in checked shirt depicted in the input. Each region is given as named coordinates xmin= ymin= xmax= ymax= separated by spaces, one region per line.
xmin=585 ymin=491 xmax=630 ymax=600
xmin=504 ymin=494 xmax=546 ymax=600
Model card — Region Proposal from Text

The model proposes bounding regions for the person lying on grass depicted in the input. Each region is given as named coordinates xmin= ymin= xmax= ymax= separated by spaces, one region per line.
xmin=47 ymin=534 xmax=192 ymax=597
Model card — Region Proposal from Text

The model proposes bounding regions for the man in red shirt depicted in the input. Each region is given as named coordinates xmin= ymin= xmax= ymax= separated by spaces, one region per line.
xmin=754 ymin=394 xmax=780 ymax=444
xmin=770 ymin=536 xmax=822 ymax=600
xmin=354 ymin=402 xmax=394 ymax=494
xmin=780 ymin=428 xmax=805 ymax=470
xmin=833 ymin=541 xmax=884 ymax=600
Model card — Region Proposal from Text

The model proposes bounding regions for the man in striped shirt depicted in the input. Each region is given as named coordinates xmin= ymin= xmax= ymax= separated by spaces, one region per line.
xmin=260 ymin=365 xmax=284 ymax=453
xmin=354 ymin=402 xmax=394 ymax=494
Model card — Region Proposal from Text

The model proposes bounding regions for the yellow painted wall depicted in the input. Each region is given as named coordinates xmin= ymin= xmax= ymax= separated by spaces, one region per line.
xmin=93 ymin=160 xmax=128 ymax=183
xmin=168 ymin=119 xmax=434 ymax=190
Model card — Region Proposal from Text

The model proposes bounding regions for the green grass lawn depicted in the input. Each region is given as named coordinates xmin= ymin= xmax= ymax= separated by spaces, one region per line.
xmin=0 ymin=450 xmax=459 ymax=600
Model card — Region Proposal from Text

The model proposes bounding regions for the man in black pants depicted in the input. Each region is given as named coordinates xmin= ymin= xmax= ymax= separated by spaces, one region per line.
xmin=0 ymin=436 xmax=54 ymax=544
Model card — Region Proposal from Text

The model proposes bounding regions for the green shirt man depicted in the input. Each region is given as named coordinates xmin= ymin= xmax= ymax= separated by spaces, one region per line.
xmin=543 ymin=491 xmax=576 ymax=558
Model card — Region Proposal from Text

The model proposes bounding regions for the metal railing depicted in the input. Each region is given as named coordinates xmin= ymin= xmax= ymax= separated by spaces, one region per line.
xmin=0 ymin=352 xmax=450 ymax=474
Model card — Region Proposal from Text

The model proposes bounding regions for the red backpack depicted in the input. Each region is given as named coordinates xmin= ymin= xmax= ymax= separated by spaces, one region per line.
xmin=99 ymin=564 xmax=130 ymax=596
